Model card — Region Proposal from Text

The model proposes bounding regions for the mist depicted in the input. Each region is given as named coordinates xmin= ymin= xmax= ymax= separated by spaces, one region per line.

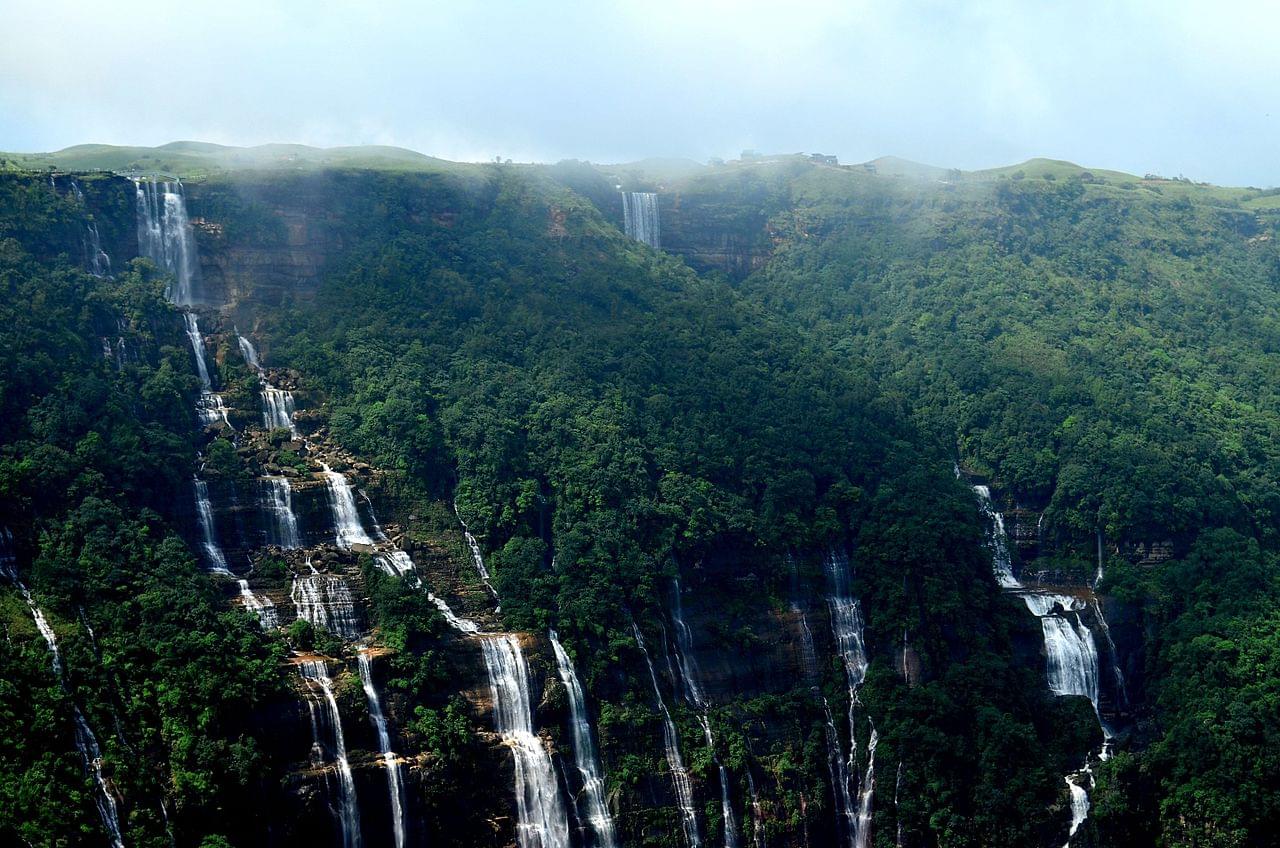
xmin=1 ymin=0 xmax=1277 ymax=185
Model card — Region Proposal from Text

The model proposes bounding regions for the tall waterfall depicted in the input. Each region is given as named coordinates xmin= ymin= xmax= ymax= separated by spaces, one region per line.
xmin=633 ymin=622 xmax=702 ymax=848
xmin=1 ymin=537 xmax=126 ymax=848
xmin=622 ymin=191 xmax=661 ymax=248
xmin=973 ymin=486 xmax=1020 ymax=588
xmin=183 ymin=313 xmax=229 ymax=427
xmin=824 ymin=548 xmax=874 ymax=848
xmin=853 ymin=728 xmax=878 ymax=848
xmin=263 ymin=386 xmax=298 ymax=435
xmin=790 ymin=557 xmax=857 ymax=842
xmin=323 ymin=464 xmax=374 ymax=548
xmin=700 ymin=716 xmax=741 ymax=848
xmin=292 ymin=574 xmax=363 ymax=638
xmin=669 ymin=580 xmax=741 ymax=848
xmin=549 ymin=630 xmax=619 ymax=848
xmin=357 ymin=652 xmax=407 ymax=848
xmin=299 ymin=659 xmax=362 ymax=848
xmin=454 ymin=503 xmax=500 ymax=602
xmin=237 ymin=580 xmax=278 ymax=628
xmin=429 ymin=538 xmax=571 ymax=848
xmin=86 ymin=223 xmax=111 ymax=277
xmin=135 ymin=179 xmax=200 ymax=305
xmin=262 ymin=476 xmax=302 ymax=549
xmin=670 ymin=579 xmax=708 ymax=709
xmin=970 ymin=482 xmax=1112 ymax=846
xmin=193 ymin=478 xmax=231 ymax=574
xmin=480 ymin=634 xmax=572 ymax=848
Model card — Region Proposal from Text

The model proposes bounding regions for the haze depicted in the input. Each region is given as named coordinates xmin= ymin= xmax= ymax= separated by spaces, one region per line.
xmin=1 ymin=0 xmax=1277 ymax=185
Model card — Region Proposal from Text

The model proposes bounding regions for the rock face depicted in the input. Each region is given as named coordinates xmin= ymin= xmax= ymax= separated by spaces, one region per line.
xmin=656 ymin=191 xmax=776 ymax=280
xmin=182 ymin=171 xmax=467 ymax=306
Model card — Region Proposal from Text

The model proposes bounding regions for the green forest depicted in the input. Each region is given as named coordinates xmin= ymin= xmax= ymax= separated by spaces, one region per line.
xmin=1 ymin=149 xmax=1278 ymax=848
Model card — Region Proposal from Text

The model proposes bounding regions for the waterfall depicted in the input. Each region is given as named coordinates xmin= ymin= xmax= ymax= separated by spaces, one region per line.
xmin=700 ymin=715 xmax=741 ymax=848
xmin=357 ymin=652 xmax=407 ymax=848
xmin=182 ymin=313 xmax=229 ymax=427
xmin=971 ymin=484 xmax=1111 ymax=845
xmin=375 ymin=551 xmax=420 ymax=585
xmin=670 ymin=579 xmax=708 ymax=709
xmin=86 ymin=223 xmax=111 ymax=277
xmin=454 ymin=502 xmax=500 ymax=602
xmin=549 ymin=630 xmax=619 ymax=848
xmin=323 ymin=464 xmax=374 ymax=548
xmin=745 ymin=769 xmax=766 ymax=848
xmin=853 ymin=727 xmax=878 ymax=848
xmin=135 ymin=179 xmax=200 ymax=305
xmin=262 ymin=476 xmax=302 ymax=548
xmin=428 ymin=592 xmax=480 ymax=633
xmin=299 ymin=659 xmax=362 ymax=848
xmin=824 ymin=548 xmax=873 ymax=848
xmin=263 ymin=386 xmax=298 ymax=435
xmin=193 ymin=478 xmax=231 ymax=574
xmin=292 ymin=574 xmax=363 ymax=638
xmin=972 ymin=485 xmax=1020 ymax=588
xmin=1091 ymin=599 xmax=1128 ymax=707
xmin=622 ymin=191 xmax=660 ymax=248
xmin=632 ymin=622 xmax=701 ymax=848
xmin=1 ymin=538 xmax=126 ymax=848
xmin=237 ymin=332 xmax=261 ymax=370
xmin=1020 ymin=594 xmax=1100 ymax=707
xmin=423 ymin=554 xmax=570 ymax=848
xmin=237 ymin=580 xmax=278 ymax=628
xmin=1063 ymin=773 xmax=1090 ymax=848
xmin=480 ymin=634 xmax=572 ymax=848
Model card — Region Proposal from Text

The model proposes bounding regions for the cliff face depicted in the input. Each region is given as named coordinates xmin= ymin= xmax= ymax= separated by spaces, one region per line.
xmin=182 ymin=170 xmax=473 ymax=307
xmin=655 ymin=191 xmax=775 ymax=280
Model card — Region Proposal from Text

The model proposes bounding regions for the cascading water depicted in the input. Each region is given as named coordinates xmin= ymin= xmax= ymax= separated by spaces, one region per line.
xmin=323 ymin=464 xmax=374 ymax=548
xmin=973 ymin=486 xmax=1020 ymax=588
xmin=375 ymin=551 xmax=420 ymax=585
xmin=824 ymin=548 xmax=874 ymax=848
xmin=1021 ymin=594 xmax=1100 ymax=705
xmin=670 ymin=579 xmax=708 ymax=709
xmin=480 ymin=634 xmax=572 ymax=848
xmin=853 ymin=728 xmax=878 ymax=848
xmin=454 ymin=502 xmax=500 ymax=602
xmin=135 ymin=179 xmax=200 ymax=305
xmin=426 ymin=539 xmax=570 ymax=848
xmin=193 ymin=477 xmax=231 ymax=574
xmin=622 ymin=191 xmax=660 ymax=248
xmin=1 ymin=535 xmax=126 ymax=848
xmin=86 ymin=223 xmax=111 ymax=277
xmin=1063 ymin=773 xmax=1090 ymax=848
xmin=292 ymin=574 xmax=363 ymax=638
xmin=262 ymin=476 xmax=302 ymax=549
xmin=549 ymin=630 xmax=619 ymax=848
xmin=357 ymin=652 xmax=407 ymax=848
xmin=237 ymin=332 xmax=261 ymax=370
xmin=745 ymin=769 xmax=766 ymax=848
xmin=789 ymin=557 xmax=857 ymax=843
xmin=970 ymin=482 xmax=1113 ymax=846
xmin=669 ymin=579 xmax=741 ymax=848
xmin=263 ymin=386 xmax=298 ymax=435
xmin=237 ymin=579 xmax=278 ymax=628
xmin=632 ymin=622 xmax=702 ymax=848
xmin=299 ymin=659 xmax=362 ymax=848
xmin=700 ymin=716 xmax=742 ymax=848
xmin=183 ymin=313 xmax=230 ymax=427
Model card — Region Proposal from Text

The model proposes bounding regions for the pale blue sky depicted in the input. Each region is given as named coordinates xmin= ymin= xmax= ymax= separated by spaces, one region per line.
xmin=1 ymin=0 xmax=1276 ymax=185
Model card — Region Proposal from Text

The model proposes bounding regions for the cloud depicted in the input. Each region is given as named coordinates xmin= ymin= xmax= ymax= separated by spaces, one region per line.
xmin=0 ymin=0 xmax=1276 ymax=184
